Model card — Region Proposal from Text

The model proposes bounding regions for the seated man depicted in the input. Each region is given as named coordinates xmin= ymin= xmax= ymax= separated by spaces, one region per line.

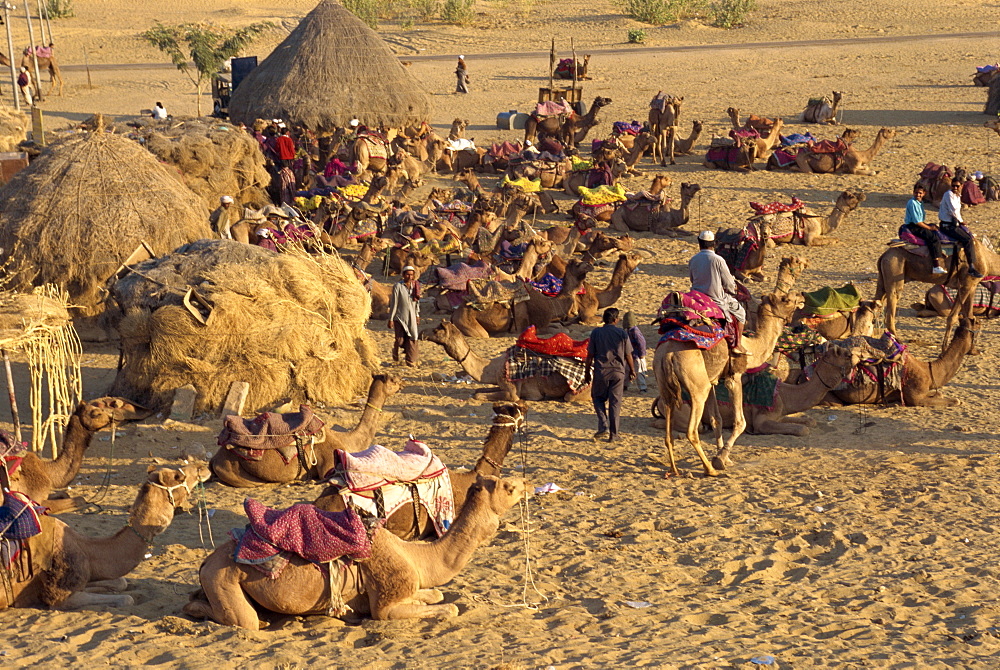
xmin=939 ymin=178 xmax=982 ymax=278
xmin=900 ymin=184 xmax=946 ymax=275
xmin=689 ymin=230 xmax=747 ymax=354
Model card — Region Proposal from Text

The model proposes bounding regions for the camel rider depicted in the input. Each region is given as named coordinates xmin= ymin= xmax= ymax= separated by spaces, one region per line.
xmin=210 ymin=195 xmax=237 ymax=239
xmin=901 ymin=185 xmax=946 ymax=275
xmin=689 ymin=230 xmax=747 ymax=355
xmin=939 ymin=178 xmax=982 ymax=278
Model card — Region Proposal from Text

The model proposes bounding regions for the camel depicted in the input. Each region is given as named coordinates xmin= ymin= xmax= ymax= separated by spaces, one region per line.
xmin=450 ymin=259 xmax=593 ymax=338
xmin=564 ymin=159 xmax=629 ymax=197
xmin=793 ymin=297 xmax=883 ymax=341
xmin=913 ymin=282 xmax=1000 ymax=319
xmin=422 ymin=322 xmax=585 ymax=402
xmin=524 ymin=96 xmax=612 ymax=148
xmin=673 ymin=121 xmax=704 ymax=155
xmin=448 ymin=118 xmax=470 ymax=141
xmin=803 ymin=91 xmax=844 ymax=124
xmin=182 ymin=474 xmax=524 ymax=629
xmin=771 ymin=189 xmax=867 ymax=246
xmin=830 ymin=318 xmax=979 ymax=407
xmin=313 ymin=402 xmax=527 ymax=539
xmin=874 ymin=238 xmax=998 ymax=340
xmin=555 ymin=55 xmax=591 ymax=80
xmin=795 ymin=128 xmax=895 ymax=175
xmin=351 ymin=135 xmax=391 ymax=176
xmin=751 ymin=118 xmax=784 ymax=162
xmin=657 ymin=344 xmax=860 ymax=437
xmin=726 ymin=107 xmax=778 ymax=134
xmin=619 ymin=131 xmax=657 ymax=173
xmin=12 ymin=48 xmax=64 ymax=97
xmin=2 ymin=460 xmax=210 ymax=610
xmin=8 ymin=398 xmax=152 ymax=513
xmin=715 ymin=217 xmax=775 ymax=283
xmin=704 ymin=138 xmax=758 ymax=172
xmin=648 ymin=95 xmax=683 ymax=166
xmin=398 ymin=132 xmax=447 ymax=173
xmin=575 ymin=252 xmax=643 ymax=323
xmin=208 ymin=375 xmax=404 ymax=487
xmin=653 ymin=291 xmax=803 ymax=477
xmin=610 ymin=181 xmax=701 ymax=235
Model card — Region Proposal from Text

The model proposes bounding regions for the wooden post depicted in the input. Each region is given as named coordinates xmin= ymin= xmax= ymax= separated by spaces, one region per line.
xmin=35 ymin=0 xmax=47 ymax=45
xmin=571 ymin=37 xmax=578 ymax=103
xmin=84 ymin=46 xmax=92 ymax=89
xmin=2 ymin=350 xmax=23 ymax=449
xmin=548 ymin=38 xmax=555 ymax=93
xmin=37 ymin=0 xmax=52 ymax=48
xmin=24 ymin=3 xmax=43 ymax=103
xmin=3 ymin=3 xmax=19 ymax=111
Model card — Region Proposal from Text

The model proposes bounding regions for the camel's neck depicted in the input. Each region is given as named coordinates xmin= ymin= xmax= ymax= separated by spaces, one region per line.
xmin=763 ymin=125 xmax=782 ymax=148
xmin=926 ymin=331 xmax=974 ymax=390
xmin=728 ymin=111 xmax=741 ymax=130
xmin=599 ymin=259 xmax=635 ymax=302
xmin=676 ymin=193 xmax=695 ymax=224
xmin=473 ymin=425 xmax=516 ymax=476
xmin=514 ymin=247 xmax=540 ymax=280
xmin=558 ymin=272 xmax=585 ymax=297
xmin=381 ymin=488 xmax=503 ymax=588
xmin=979 ymin=244 xmax=1000 ymax=275
xmin=649 ymin=180 xmax=665 ymax=196
xmin=440 ymin=336 xmax=490 ymax=382
xmin=772 ymin=264 xmax=800 ymax=295
xmin=48 ymin=415 xmax=95 ymax=489
xmin=745 ymin=309 xmax=788 ymax=367
xmin=625 ymin=141 xmax=648 ymax=168
xmin=81 ymin=485 xmax=173 ymax=581
xmin=781 ymin=360 xmax=842 ymax=413
xmin=338 ymin=382 xmax=390 ymax=452
xmin=860 ymin=134 xmax=888 ymax=160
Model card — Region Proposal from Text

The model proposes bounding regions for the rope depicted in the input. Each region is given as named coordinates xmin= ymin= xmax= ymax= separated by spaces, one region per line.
xmin=195 ymin=480 xmax=215 ymax=550
xmin=83 ymin=419 xmax=117 ymax=508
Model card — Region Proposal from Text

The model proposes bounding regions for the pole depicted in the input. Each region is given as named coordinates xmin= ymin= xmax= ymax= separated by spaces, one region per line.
xmin=2 ymin=350 xmax=23 ymax=449
xmin=548 ymin=38 xmax=554 ymax=93
xmin=37 ymin=0 xmax=51 ymax=47
xmin=34 ymin=0 xmax=46 ymax=45
xmin=25 ymin=2 xmax=43 ymax=103
xmin=4 ymin=4 xmax=19 ymax=111
xmin=84 ymin=46 xmax=92 ymax=89
xmin=571 ymin=37 xmax=578 ymax=95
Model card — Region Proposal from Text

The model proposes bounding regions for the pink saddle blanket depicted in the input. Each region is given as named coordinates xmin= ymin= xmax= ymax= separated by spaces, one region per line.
xmin=237 ymin=500 xmax=372 ymax=567
xmin=657 ymin=289 xmax=726 ymax=323
xmin=536 ymin=100 xmax=573 ymax=116
xmin=749 ymin=197 xmax=804 ymax=216
xmin=337 ymin=439 xmax=446 ymax=492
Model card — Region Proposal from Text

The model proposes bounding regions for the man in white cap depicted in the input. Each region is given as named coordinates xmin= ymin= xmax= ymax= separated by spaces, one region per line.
xmin=455 ymin=55 xmax=469 ymax=94
xmin=210 ymin=195 xmax=238 ymax=239
xmin=388 ymin=266 xmax=421 ymax=366
xmin=689 ymin=230 xmax=746 ymax=354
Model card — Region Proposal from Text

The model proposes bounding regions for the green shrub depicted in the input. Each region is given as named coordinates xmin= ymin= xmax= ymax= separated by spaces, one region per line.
xmin=409 ymin=0 xmax=442 ymax=20
xmin=627 ymin=28 xmax=647 ymax=43
xmin=45 ymin=0 xmax=74 ymax=19
xmin=623 ymin=0 xmax=683 ymax=25
xmin=441 ymin=0 xmax=476 ymax=24
xmin=710 ymin=0 xmax=755 ymax=28
xmin=343 ymin=0 xmax=382 ymax=28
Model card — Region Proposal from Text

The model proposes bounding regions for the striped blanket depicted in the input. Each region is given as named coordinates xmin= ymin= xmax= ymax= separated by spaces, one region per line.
xmin=505 ymin=346 xmax=589 ymax=391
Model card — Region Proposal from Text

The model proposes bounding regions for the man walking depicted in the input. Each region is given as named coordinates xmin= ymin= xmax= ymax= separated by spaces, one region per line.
xmin=388 ymin=266 xmax=421 ymax=367
xmin=939 ymin=178 xmax=982 ymax=277
xmin=689 ymin=231 xmax=747 ymax=354
xmin=585 ymin=308 xmax=635 ymax=443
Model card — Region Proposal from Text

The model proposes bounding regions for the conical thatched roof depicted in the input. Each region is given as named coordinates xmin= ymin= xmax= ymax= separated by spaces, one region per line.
xmin=0 ymin=117 xmax=212 ymax=317
xmin=229 ymin=0 xmax=431 ymax=130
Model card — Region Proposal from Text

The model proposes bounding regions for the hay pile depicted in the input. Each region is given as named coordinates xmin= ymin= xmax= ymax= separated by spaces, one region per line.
xmin=0 ymin=108 xmax=29 ymax=152
xmin=108 ymin=239 xmax=378 ymax=414
xmin=140 ymin=118 xmax=270 ymax=209
xmin=0 ymin=115 xmax=212 ymax=317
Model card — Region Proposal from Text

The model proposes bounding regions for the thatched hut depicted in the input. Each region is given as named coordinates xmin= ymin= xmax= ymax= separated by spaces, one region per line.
xmin=228 ymin=0 xmax=431 ymax=131
xmin=108 ymin=240 xmax=378 ymax=414
xmin=0 ymin=116 xmax=212 ymax=317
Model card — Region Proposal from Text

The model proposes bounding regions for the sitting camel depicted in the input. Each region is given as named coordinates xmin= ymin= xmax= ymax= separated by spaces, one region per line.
xmin=182 ymin=474 xmax=525 ymax=629
xmin=704 ymin=138 xmax=758 ymax=172
xmin=829 ymin=318 xmax=979 ymax=407
xmin=656 ymin=344 xmax=860 ymax=437
xmin=2 ymin=460 xmax=210 ymax=610
xmin=209 ymin=375 xmax=404 ymax=487
xmin=564 ymin=159 xmax=629 ymax=197
xmin=802 ymin=91 xmax=844 ymax=124
xmin=610 ymin=181 xmax=701 ymax=235
xmin=8 ymin=398 xmax=152 ymax=513
xmin=771 ymin=189 xmax=867 ymax=246
xmin=422 ymin=321 xmax=587 ymax=402
xmin=726 ymin=107 xmax=779 ymax=134
xmin=913 ymin=282 xmax=1000 ymax=319
xmin=792 ymin=296 xmax=884 ymax=341
xmin=313 ymin=402 xmax=527 ymax=539
xmin=794 ymin=128 xmax=895 ymax=175
xmin=448 ymin=118 xmax=470 ymax=141
xmin=673 ymin=121 xmax=703 ymax=156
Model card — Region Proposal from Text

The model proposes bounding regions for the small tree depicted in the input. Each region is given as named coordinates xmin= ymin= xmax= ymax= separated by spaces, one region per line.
xmin=142 ymin=21 xmax=273 ymax=116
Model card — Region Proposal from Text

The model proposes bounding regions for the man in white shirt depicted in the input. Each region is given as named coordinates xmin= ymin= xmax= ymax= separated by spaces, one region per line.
xmin=152 ymin=102 xmax=167 ymax=120
xmin=939 ymin=178 xmax=981 ymax=277
xmin=689 ymin=231 xmax=747 ymax=354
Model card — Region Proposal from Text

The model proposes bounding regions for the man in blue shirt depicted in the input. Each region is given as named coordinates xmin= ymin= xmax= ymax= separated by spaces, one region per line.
xmin=585 ymin=308 xmax=635 ymax=443
xmin=900 ymin=185 xmax=946 ymax=275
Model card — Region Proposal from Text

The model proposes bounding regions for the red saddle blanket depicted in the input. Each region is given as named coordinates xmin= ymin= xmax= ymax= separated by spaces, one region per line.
xmin=809 ymin=139 xmax=848 ymax=155
xmin=749 ymin=197 xmax=804 ymax=216
xmin=0 ymin=429 xmax=26 ymax=476
xmin=516 ymin=325 xmax=589 ymax=360
xmin=657 ymin=289 xmax=727 ymax=323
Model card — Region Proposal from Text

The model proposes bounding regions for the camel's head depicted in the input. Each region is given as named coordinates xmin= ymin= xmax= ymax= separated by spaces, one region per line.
xmin=852 ymin=298 xmax=884 ymax=337
xmin=491 ymin=401 xmax=527 ymax=429
xmin=956 ymin=317 xmax=981 ymax=356
xmin=566 ymin=258 xmax=595 ymax=279
xmin=651 ymin=174 xmax=672 ymax=191
xmin=760 ymin=290 xmax=804 ymax=321
xmin=877 ymin=127 xmax=897 ymax=142
xmin=80 ymin=397 xmax=154 ymax=431
xmin=832 ymin=90 xmax=844 ymax=103
xmin=620 ymin=251 xmax=643 ymax=273
xmin=143 ymin=459 xmax=211 ymax=516
xmin=680 ymin=182 xmax=702 ymax=199
xmin=819 ymin=344 xmax=861 ymax=382
xmin=468 ymin=475 xmax=526 ymax=517
xmin=594 ymin=96 xmax=613 ymax=110
xmin=529 ymin=235 xmax=554 ymax=256
xmin=726 ymin=106 xmax=740 ymax=119
xmin=839 ymin=128 xmax=862 ymax=144
xmin=692 ymin=120 xmax=703 ymax=133
xmin=839 ymin=189 xmax=867 ymax=211
xmin=371 ymin=373 xmax=405 ymax=397
xmin=421 ymin=320 xmax=461 ymax=346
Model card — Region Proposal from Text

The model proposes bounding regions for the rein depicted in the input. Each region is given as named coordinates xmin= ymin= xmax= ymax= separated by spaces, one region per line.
xmin=148 ymin=472 xmax=192 ymax=508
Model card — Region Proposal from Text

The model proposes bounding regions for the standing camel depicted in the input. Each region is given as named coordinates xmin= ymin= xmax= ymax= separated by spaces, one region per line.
xmin=2 ymin=48 xmax=64 ymax=97
xmin=654 ymin=291 xmax=803 ymax=477
xmin=648 ymin=95 xmax=683 ymax=166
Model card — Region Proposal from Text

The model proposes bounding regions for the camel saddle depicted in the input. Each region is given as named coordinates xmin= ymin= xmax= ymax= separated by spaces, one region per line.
xmin=890 ymin=228 xmax=965 ymax=257
xmin=807 ymin=138 xmax=848 ymax=155
xmin=335 ymin=440 xmax=447 ymax=492
xmin=534 ymin=100 xmax=574 ymax=118
xmin=940 ymin=281 xmax=1000 ymax=315
xmin=217 ymin=406 xmax=325 ymax=464
xmin=624 ymin=190 xmax=670 ymax=211
xmin=649 ymin=92 xmax=680 ymax=113
xmin=0 ymin=429 xmax=27 ymax=478
xmin=824 ymin=332 xmax=906 ymax=396
xmin=465 ymin=278 xmax=529 ymax=311
xmin=358 ymin=132 xmax=389 ymax=160
xmin=801 ymin=284 xmax=862 ymax=317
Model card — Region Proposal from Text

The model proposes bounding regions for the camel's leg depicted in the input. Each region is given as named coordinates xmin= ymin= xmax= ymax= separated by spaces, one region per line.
xmin=375 ymin=600 xmax=460 ymax=620
xmin=704 ymin=387 xmax=725 ymax=453
xmin=86 ymin=577 xmax=128 ymax=592
xmin=42 ymin=496 xmax=87 ymax=514
xmin=752 ymin=416 xmax=811 ymax=436
xmin=714 ymin=374 xmax=745 ymax=469
xmin=471 ymin=387 xmax=512 ymax=401
xmin=192 ymin=548 xmax=264 ymax=630
xmin=662 ymin=402 xmax=680 ymax=477
xmin=413 ymin=588 xmax=445 ymax=604
xmin=666 ymin=126 xmax=677 ymax=166
xmin=683 ymin=377 xmax=720 ymax=477
xmin=60 ymin=592 xmax=134 ymax=609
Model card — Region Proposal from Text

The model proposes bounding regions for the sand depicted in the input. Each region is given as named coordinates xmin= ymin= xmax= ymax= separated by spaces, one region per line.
xmin=1 ymin=1 xmax=999 ymax=668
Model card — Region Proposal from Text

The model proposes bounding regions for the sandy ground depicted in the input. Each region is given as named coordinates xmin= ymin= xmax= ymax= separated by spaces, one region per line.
xmin=1 ymin=1 xmax=1000 ymax=668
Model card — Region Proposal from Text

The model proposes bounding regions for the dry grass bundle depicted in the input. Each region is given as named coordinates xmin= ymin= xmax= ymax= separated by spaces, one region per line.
xmin=0 ymin=115 xmax=212 ymax=317
xmin=0 ymin=286 xmax=82 ymax=455
xmin=108 ymin=239 xmax=378 ymax=414
xmin=228 ymin=0 xmax=432 ymax=131
xmin=139 ymin=118 xmax=270 ymax=209
xmin=0 ymin=108 xmax=29 ymax=152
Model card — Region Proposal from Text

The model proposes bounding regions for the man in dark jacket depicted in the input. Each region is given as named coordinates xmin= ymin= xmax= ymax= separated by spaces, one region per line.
xmin=585 ymin=308 xmax=635 ymax=443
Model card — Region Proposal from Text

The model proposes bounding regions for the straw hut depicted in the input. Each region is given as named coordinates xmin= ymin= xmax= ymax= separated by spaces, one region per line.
xmin=228 ymin=0 xmax=431 ymax=131
xmin=109 ymin=240 xmax=378 ymax=414
xmin=0 ymin=115 xmax=212 ymax=317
